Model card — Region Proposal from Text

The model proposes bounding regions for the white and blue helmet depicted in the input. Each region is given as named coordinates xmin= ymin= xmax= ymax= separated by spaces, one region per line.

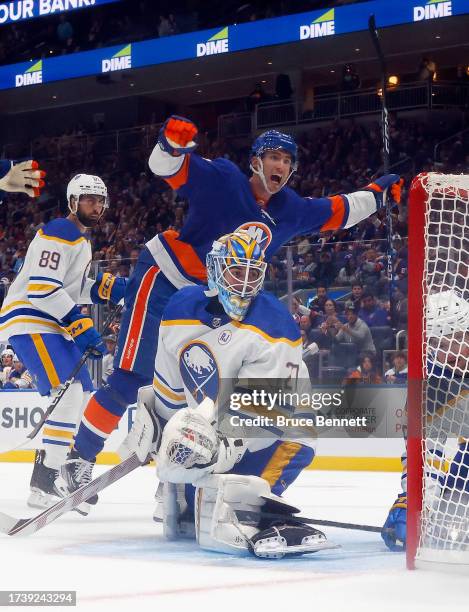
xmin=206 ymin=232 xmax=267 ymax=321
xmin=250 ymin=130 xmax=298 ymax=194
xmin=66 ymin=174 xmax=108 ymax=215
xmin=426 ymin=290 xmax=469 ymax=376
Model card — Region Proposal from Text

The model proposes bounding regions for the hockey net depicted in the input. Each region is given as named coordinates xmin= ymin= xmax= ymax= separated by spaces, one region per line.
xmin=407 ymin=172 xmax=469 ymax=570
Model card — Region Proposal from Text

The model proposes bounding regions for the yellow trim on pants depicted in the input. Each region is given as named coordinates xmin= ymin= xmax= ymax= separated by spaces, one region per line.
xmin=261 ymin=442 xmax=302 ymax=487
xmin=31 ymin=333 xmax=60 ymax=388
xmin=42 ymin=428 xmax=74 ymax=440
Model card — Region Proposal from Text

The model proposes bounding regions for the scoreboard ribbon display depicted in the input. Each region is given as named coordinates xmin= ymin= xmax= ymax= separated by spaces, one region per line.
xmin=0 ymin=0 xmax=120 ymax=26
xmin=0 ymin=0 xmax=467 ymax=90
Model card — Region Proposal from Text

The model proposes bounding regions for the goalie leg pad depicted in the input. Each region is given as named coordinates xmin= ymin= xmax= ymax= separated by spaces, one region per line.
xmin=195 ymin=474 xmax=268 ymax=555
xmin=194 ymin=474 xmax=334 ymax=558
xmin=154 ymin=482 xmax=195 ymax=540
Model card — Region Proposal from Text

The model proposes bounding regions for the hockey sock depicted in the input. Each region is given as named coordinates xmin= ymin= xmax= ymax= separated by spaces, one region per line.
xmin=42 ymin=382 xmax=84 ymax=470
xmin=74 ymin=368 xmax=149 ymax=461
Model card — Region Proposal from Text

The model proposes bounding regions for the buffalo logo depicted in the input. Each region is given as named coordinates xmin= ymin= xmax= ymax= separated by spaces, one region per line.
xmin=180 ymin=342 xmax=219 ymax=403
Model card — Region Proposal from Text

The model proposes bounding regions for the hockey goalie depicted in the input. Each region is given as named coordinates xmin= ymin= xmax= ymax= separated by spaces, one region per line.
xmin=119 ymin=232 xmax=335 ymax=559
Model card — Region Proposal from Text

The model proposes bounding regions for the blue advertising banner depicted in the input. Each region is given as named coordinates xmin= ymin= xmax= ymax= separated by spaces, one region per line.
xmin=0 ymin=0 xmax=466 ymax=91
xmin=0 ymin=0 xmax=120 ymax=26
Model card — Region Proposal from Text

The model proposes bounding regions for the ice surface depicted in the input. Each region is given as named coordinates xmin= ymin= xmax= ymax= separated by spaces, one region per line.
xmin=0 ymin=463 xmax=466 ymax=611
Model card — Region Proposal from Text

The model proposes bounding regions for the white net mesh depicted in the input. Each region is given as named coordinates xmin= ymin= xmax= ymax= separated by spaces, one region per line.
xmin=416 ymin=173 xmax=469 ymax=566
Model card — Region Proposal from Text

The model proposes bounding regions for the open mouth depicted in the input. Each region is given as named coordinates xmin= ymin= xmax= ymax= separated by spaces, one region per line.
xmin=270 ymin=174 xmax=282 ymax=185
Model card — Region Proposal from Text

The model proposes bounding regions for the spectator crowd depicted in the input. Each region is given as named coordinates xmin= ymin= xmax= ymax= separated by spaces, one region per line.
xmin=1 ymin=112 xmax=467 ymax=388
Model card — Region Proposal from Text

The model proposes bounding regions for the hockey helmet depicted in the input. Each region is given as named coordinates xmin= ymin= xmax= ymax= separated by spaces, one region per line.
xmin=206 ymin=232 xmax=267 ymax=321
xmin=426 ymin=290 xmax=469 ymax=339
xmin=251 ymin=130 xmax=298 ymax=169
xmin=66 ymin=174 xmax=109 ymax=216
xmin=426 ymin=290 xmax=469 ymax=375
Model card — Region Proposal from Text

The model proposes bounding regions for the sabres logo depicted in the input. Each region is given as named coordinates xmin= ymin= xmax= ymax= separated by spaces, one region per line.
xmin=179 ymin=341 xmax=219 ymax=403
xmin=235 ymin=221 xmax=272 ymax=252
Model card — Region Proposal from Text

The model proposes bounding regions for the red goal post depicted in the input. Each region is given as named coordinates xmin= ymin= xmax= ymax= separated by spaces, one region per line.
xmin=407 ymin=172 xmax=469 ymax=571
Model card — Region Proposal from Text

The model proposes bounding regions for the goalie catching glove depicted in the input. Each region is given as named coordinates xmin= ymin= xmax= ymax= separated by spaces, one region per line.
xmin=158 ymin=115 xmax=198 ymax=156
xmin=0 ymin=159 xmax=46 ymax=198
xmin=156 ymin=398 xmax=246 ymax=484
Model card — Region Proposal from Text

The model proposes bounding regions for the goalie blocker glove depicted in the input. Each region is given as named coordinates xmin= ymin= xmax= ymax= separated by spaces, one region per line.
xmin=62 ymin=306 xmax=105 ymax=359
xmin=363 ymin=174 xmax=403 ymax=210
xmin=158 ymin=115 xmax=198 ymax=156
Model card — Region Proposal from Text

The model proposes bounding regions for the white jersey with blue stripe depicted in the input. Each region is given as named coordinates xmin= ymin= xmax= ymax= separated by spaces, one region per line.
xmin=0 ymin=218 xmax=95 ymax=340
xmin=153 ymin=285 xmax=303 ymax=416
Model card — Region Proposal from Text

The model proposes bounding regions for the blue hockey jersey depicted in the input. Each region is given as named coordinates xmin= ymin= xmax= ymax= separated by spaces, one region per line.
xmin=147 ymin=149 xmax=379 ymax=289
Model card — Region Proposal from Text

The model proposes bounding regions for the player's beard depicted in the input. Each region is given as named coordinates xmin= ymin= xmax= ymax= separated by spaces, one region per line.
xmin=76 ymin=208 xmax=102 ymax=229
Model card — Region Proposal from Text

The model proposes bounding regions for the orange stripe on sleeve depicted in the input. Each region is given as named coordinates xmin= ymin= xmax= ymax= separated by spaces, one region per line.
xmin=321 ymin=195 xmax=346 ymax=231
xmin=367 ymin=182 xmax=383 ymax=192
xmin=120 ymin=266 xmax=159 ymax=370
xmin=162 ymin=230 xmax=207 ymax=281
xmin=165 ymin=155 xmax=190 ymax=189
xmin=84 ymin=397 xmax=121 ymax=435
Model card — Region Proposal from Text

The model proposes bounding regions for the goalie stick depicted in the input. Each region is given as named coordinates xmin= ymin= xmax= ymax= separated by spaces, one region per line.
xmin=0 ymin=304 xmax=123 ymax=455
xmin=0 ymin=452 xmax=143 ymax=536
xmin=235 ymin=509 xmax=390 ymax=535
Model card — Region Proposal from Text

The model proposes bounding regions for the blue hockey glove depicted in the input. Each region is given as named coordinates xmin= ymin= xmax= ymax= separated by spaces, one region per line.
xmin=364 ymin=174 xmax=403 ymax=209
xmin=90 ymin=271 xmax=127 ymax=305
xmin=158 ymin=115 xmax=198 ymax=156
xmin=382 ymin=493 xmax=407 ymax=551
xmin=63 ymin=306 xmax=106 ymax=359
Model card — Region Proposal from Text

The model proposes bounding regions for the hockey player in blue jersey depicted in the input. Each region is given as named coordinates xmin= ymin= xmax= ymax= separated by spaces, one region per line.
xmin=382 ymin=290 xmax=469 ymax=551
xmin=0 ymin=159 xmax=45 ymax=200
xmin=0 ymin=174 xmax=126 ymax=511
xmin=70 ymin=115 xmax=403 ymax=491
xmin=118 ymin=232 xmax=331 ymax=558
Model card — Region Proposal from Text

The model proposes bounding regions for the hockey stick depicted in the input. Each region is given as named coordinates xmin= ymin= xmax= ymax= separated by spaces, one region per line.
xmin=0 ymin=304 xmax=123 ymax=455
xmin=0 ymin=452 xmax=142 ymax=536
xmin=368 ymin=14 xmax=395 ymax=321
xmin=236 ymin=509 xmax=388 ymax=535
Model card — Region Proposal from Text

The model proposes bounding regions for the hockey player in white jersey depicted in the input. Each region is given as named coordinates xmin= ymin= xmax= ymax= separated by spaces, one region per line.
xmin=382 ymin=290 xmax=469 ymax=551
xmin=120 ymin=232 xmax=331 ymax=558
xmin=0 ymin=174 xmax=126 ymax=511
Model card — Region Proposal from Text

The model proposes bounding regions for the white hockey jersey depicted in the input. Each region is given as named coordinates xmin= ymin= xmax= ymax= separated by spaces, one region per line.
xmin=0 ymin=218 xmax=96 ymax=340
xmin=153 ymin=285 xmax=317 ymax=453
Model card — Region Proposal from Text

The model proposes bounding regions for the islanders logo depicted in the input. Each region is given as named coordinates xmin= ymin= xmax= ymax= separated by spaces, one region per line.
xmin=179 ymin=341 xmax=219 ymax=403
xmin=235 ymin=221 xmax=272 ymax=252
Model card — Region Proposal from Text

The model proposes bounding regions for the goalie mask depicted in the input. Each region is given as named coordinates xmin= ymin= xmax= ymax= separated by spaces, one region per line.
xmin=66 ymin=174 xmax=108 ymax=228
xmin=206 ymin=232 xmax=267 ymax=322
xmin=250 ymin=130 xmax=298 ymax=194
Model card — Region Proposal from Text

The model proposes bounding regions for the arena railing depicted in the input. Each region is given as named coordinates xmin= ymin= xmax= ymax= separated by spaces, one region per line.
xmin=244 ymin=81 xmax=468 ymax=131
